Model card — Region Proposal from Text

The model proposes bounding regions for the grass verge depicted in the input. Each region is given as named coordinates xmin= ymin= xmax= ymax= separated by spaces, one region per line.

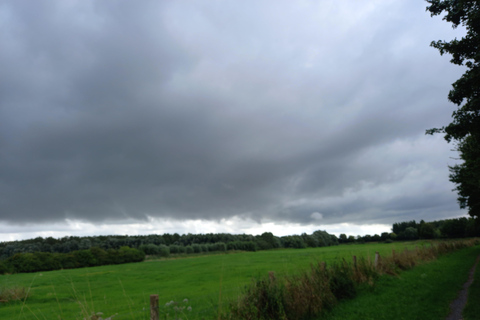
xmin=463 ymin=253 xmax=480 ymax=320
xmin=321 ymin=245 xmax=480 ymax=320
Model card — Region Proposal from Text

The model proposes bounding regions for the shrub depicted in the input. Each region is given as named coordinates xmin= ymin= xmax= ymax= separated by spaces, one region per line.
xmin=139 ymin=244 xmax=160 ymax=255
xmin=158 ymin=245 xmax=170 ymax=257
xmin=169 ymin=245 xmax=180 ymax=254
xmin=0 ymin=261 xmax=11 ymax=275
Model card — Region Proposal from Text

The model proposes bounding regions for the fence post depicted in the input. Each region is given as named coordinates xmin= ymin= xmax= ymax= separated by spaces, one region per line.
xmin=374 ymin=252 xmax=379 ymax=270
xmin=150 ymin=294 xmax=159 ymax=320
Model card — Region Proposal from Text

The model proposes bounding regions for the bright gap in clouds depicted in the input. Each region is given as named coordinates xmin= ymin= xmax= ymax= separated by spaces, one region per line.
xmin=0 ymin=217 xmax=391 ymax=242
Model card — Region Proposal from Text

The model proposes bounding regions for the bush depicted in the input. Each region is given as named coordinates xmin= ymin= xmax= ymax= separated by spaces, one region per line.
xmin=139 ymin=244 xmax=160 ymax=255
xmin=158 ymin=245 xmax=170 ymax=257
xmin=169 ymin=245 xmax=180 ymax=254
xmin=0 ymin=261 xmax=11 ymax=274
xmin=192 ymin=244 xmax=201 ymax=253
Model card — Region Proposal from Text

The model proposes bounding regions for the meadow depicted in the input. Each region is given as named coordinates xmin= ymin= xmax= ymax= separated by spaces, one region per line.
xmin=0 ymin=241 xmax=465 ymax=319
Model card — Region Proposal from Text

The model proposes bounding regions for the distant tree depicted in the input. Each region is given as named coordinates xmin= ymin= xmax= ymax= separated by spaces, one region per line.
xmin=380 ymin=232 xmax=390 ymax=241
xmin=441 ymin=217 xmax=468 ymax=238
xmin=418 ymin=221 xmax=436 ymax=239
xmin=301 ymin=233 xmax=318 ymax=247
xmin=404 ymin=227 xmax=419 ymax=240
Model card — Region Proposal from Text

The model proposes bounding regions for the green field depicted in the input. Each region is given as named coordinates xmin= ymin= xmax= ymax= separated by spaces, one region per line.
xmin=0 ymin=241 xmax=456 ymax=319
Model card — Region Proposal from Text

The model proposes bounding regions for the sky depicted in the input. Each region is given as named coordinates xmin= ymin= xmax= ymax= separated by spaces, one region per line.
xmin=0 ymin=0 xmax=469 ymax=242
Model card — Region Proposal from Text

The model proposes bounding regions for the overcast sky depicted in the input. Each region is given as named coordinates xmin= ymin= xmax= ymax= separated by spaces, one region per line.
xmin=0 ymin=0 xmax=468 ymax=241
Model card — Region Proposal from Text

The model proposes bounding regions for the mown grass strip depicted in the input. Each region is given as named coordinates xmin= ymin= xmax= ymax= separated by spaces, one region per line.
xmin=321 ymin=246 xmax=480 ymax=320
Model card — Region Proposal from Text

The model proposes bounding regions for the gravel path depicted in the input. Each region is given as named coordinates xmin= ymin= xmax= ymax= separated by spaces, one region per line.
xmin=445 ymin=254 xmax=480 ymax=320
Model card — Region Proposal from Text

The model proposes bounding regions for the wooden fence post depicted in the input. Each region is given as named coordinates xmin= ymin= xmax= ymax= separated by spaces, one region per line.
xmin=150 ymin=294 xmax=159 ymax=320
xmin=374 ymin=252 xmax=379 ymax=270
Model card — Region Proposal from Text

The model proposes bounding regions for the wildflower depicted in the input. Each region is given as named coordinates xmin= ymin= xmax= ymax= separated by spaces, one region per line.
xmin=187 ymin=306 xmax=192 ymax=312
xmin=183 ymin=298 xmax=189 ymax=303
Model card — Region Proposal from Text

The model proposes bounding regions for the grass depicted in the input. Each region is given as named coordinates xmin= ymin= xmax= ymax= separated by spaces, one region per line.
xmin=2 ymin=240 xmax=474 ymax=319
xmin=0 ymin=242 xmax=420 ymax=319
xmin=320 ymin=245 xmax=480 ymax=320
xmin=463 ymin=254 xmax=480 ymax=320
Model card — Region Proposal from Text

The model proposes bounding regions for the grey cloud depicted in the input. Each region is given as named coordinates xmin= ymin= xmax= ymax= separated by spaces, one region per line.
xmin=0 ymin=0 xmax=466 ymax=227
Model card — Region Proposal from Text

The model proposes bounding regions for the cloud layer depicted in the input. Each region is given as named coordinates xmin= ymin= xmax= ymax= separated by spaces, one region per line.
xmin=0 ymin=0 xmax=467 ymax=232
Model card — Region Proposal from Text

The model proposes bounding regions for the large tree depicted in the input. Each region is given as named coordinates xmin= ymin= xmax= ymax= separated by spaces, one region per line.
xmin=426 ymin=0 xmax=480 ymax=218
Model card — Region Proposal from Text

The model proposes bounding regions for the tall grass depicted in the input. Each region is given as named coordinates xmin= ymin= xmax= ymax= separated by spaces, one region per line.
xmin=224 ymin=239 xmax=480 ymax=320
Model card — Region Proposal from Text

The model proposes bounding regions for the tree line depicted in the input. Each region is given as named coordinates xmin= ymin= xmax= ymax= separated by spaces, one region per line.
xmin=2 ymin=217 xmax=475 ymax=274
xmin=336 ymin=217 xmax=480 ymax=244
xmin=0 ymin=246 xmax=145 ymax=275
xmin=0 ymin=230 xmax=340 ymax=274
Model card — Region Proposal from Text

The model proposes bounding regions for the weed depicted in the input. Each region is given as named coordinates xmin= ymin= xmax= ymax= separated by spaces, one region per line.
xmin=328 ymin=259 xmax=356 ymax=300
xmin=163 ymin=298 xmax=192 ymax=320
xmin=0 ymin=285 xmax=28 ymax=302
xmin=85 ymin=311 xmax=117 ymax=320
xmin=283 ymin=262 xmax=336 ymax=320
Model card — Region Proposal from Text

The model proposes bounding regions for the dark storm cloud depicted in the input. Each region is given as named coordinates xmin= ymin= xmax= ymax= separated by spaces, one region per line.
xmin=0 ymin=0 xmax=466 ymax=227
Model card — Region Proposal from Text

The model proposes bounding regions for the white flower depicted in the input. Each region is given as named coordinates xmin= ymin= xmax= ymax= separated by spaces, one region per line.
xmin=183 ymin=298 xmax=189 ymax=303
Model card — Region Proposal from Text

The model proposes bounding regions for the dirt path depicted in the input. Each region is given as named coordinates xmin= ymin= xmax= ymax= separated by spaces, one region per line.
xmin=445 ymin=254 xmax=480 ymax=320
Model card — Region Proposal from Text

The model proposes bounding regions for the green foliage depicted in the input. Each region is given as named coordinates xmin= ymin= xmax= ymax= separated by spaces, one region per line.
xmin=139 ymin=243 xmax=161 ymax=255
xmin=2 ymin=247 xmax=145 ymax=274
xmin=404 ymin=227 xmax=419 ymax=240
xmin=158 ymin=244 xmax=170 ymax=257
xmin=392 ymin=218 xmax=480 ymax=240
xmin=281 ymin=235 xmax=306 ymax=249
xmin=426 ymin=0 xmax=480 ymax=218
xmin=418 ymin=220 xmax=436 ymax=239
